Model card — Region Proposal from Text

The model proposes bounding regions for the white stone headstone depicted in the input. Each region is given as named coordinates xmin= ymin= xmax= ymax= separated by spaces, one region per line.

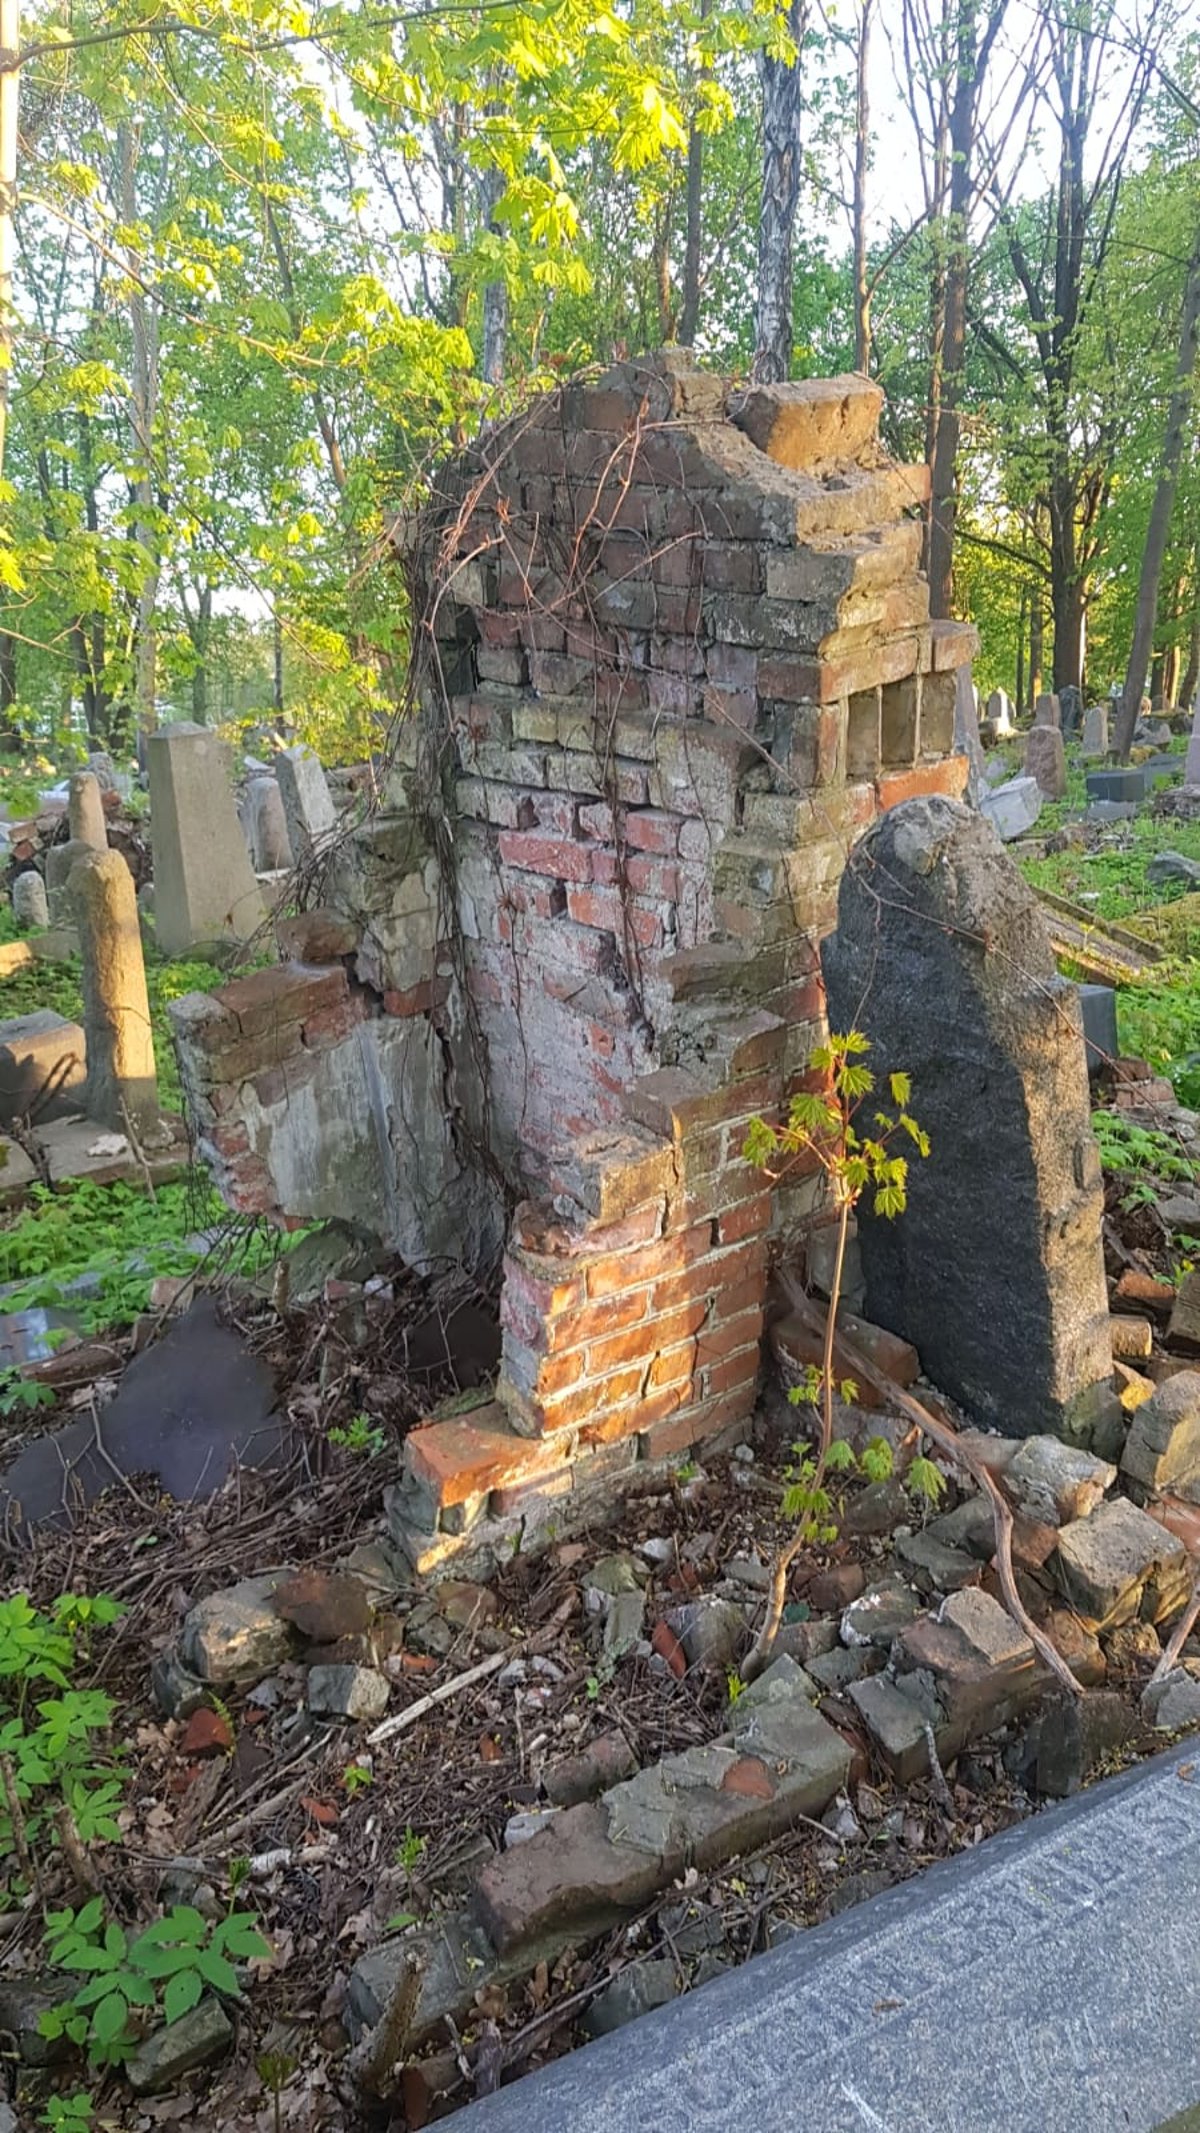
xmin=147 ymin=723 xmax=267 ymax=957
xmin=980 ymin=775 xmax=1044 ymax=841
xmin=11 ymin=869 xmax=48 ymax=930
xmin=1187 ymin=701 xmax=1200 ymax=787
xmin=277 ymin=744 xmax=336 ymax=861
xmin=1081 ymin=704 xmax=1109 ymax=759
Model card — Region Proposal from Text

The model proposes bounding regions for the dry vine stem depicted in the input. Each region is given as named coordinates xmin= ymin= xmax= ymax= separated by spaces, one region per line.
xmin=778 ymin=1277 xmax=1082 ymax=1700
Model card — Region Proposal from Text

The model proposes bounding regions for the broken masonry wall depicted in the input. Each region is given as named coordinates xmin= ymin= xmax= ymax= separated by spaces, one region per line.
xmin=170 ymin=350 xmax=977 ymax=1575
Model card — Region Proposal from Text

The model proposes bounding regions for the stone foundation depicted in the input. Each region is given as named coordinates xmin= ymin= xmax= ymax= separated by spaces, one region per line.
xmin=170 ymin=352 xmax=977 ymax=1574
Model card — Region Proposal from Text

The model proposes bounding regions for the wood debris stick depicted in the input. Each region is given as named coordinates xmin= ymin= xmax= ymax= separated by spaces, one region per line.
xmin=1149 ymin=1570 xmax=1200 ymax=1686
xmin=345 ymin=1949 xmax=422 ymax=2099
xmin=1035 ymin=887 xmax=1163 ymax=987
xmin=366 ymin=1649 xmax=508 ymax=1747
xmin=780 ymin=1279 xmax=1082 ymax=1699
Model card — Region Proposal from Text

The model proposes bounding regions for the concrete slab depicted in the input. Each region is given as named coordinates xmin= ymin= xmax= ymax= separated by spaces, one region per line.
xmin=444 ymin=1738 xmax=1200 ymax=2132
xmin=0 ymin=1113 xmax=190 ymax=1204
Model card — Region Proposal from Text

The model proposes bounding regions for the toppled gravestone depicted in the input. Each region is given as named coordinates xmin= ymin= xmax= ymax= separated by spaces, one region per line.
xmin=0 ymin=1297 xmax=290 ymax=1536
xmin=823 ymin=795 xmax=1114 ymax=1442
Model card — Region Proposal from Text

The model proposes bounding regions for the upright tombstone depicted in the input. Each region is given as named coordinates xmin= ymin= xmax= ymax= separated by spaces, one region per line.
xmin=1059 ymin=684 xmax=1083 ymax=737
xmin=1080 ymin=704 xmax=1109 ymax=759
xmin=69 ymin=847 xmax=158 ymax=1133
xmin=1024 ymin=722 xmax=1067 ymax=799
xmin=277 ymin=744 xmax=336 ymax=861
xmin=45 ymin=838 xmax=97 ymax=924
xmin=1186 ymin=698 xmax=1200 ymax=787
xmin=86 ymin=752 xmax=120 ymax=795
xmin=147 ymin=723 xmax=266 ymax=957
xmin=68 ymin=770 xmax=107 ymax=851
xmin=11 ymin=869 xmax=49 ymax=930
xmin=241 ymin=775 xmax=294 ymax=873
xmin=1034 ymin=691 xmax=1061 ymax=729
xmin=953 ymin=667 xmax=986 ymax=804
xmin=823 ymin=794 xmax=1114 ymax=1442
xmin=983 ymin=688 xmax=1014 ymax=739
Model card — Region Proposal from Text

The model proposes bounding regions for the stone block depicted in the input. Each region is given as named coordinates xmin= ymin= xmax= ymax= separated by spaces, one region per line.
xmin=729 ymin=375 xmax=884 ymax=472
xmin=180 ymin=1572 xmax=298 ymax=1682
xmin=0 ymin=1010 xmax=86 ymax=1125
xmin=241 ymin=775 xmax=293 ymax=871
xmin=69 ymin=846 xmax=159 ymax=1132
xmin=148 ymin=722 xmax=266 ymax=954
xmin=845 ymin=1674 xmax=932 ymax=1782
xmin=1085 ymin=767 xmax=1148 ymax=805
xmin=1121 ymin=1372 xmax=1200 ymax=1496
xmin=979 ymin=775 xmax=1043 ymax=840
xmin=1053 ymin=1496 xmax=1189 ymax=1627
xmin=473 ymin=1677 xmax=849 ymax=1954
xmin=1005 ymin=1437 xmax=1116 ymax=1526
xmin=67 ymin=768 xmax=107 ymax=850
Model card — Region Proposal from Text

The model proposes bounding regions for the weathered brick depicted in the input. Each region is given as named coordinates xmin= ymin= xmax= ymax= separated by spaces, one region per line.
xmin=586 ymin=1222 xmax=715 ymax=1299
xmin=497 ymin=830 xmax=594 ymax=884
xmin=404 ymin=1407 xmax=569 ymax=1508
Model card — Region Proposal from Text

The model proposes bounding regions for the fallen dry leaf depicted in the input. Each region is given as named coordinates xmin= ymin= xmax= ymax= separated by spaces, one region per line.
xmin=651 ymin=1620 xmax=687 ymax=1679
xmin=180 ymin=1707 xmax=233 ymax=1758
xmin=479 ymin=1733 xmax=503 ymax=1762
xmin=300 ymin=1796 xmax=339 ymax=1826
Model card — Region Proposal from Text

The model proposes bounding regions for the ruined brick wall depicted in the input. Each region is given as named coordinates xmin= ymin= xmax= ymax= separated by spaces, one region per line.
xmin=171 ymin=350 xmax=976 ymax=1576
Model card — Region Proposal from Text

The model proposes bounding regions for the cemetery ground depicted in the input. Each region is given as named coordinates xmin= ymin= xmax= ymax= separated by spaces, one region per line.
xmin=8 ymin=755 xmax=1200 ymax=2127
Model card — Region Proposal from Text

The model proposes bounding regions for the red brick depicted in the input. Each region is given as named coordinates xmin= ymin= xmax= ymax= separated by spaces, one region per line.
xmin=405 ymin=1408 xmax=566 ymax=1508
xmin=498 ymin=831 xmax=593 ymax=884
xmin=621 ymin=810 xmax=680 ymax=856
xmin=586 ymin=1222 xmax=714 ymax=1298
xmin=713 ymin=1192 xmax=773 ymax=1246
xmin=382 ymin=980 xmax=433 ymax=1017
xmin=566 ymin=887 xmax=662 ymax=946
xmin=696 ymin=1309 xmax=764 ymax=1367
xmin=517 ymin=1364 xmax=646 ymax=1435
xmin=705 ymin=1348 xmax=764 ymax=1399
xmin=647 ymin=1340 xmax=698 ymax=1390
xmin=587 ymin=1298 xmax=708 ymax=1376
xmin=547 ymin=1288 xmax=649 ymax=1355
xmin=500 ymin=1258 xmax=586 ymax=1347
xmin=875 ymin=757 xmax=969 ymax=811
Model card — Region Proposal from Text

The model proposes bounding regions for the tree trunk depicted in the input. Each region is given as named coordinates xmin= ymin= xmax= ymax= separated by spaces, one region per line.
xmin=927 ymin=1 xmax=1004 ymax=617
xmin=1015 ymin=583 xmax=1026 ymax=713
xmin=119 ymin=123 xmax=160 ymax=740
xmin=1114 ymin=226 xmax=1200 ymax=759
xmin=1030 ymin=588 xmax=1044 ymax=705
xmin=0 ymin=626 xmax=15 ymax=736
xmin=190 ymin=582 xmax=212 ymax=724
xmin=679 ymin=4 xmax=710 ymax=349
xmin=753 ymin=0 xmax=807 ymax=383
xmin=480 ymin=163 xmax=507 ymax=385
xmin=273 ymin=608 xmax=284 ymax=717
xmin=0 ymin=0 xmax=17 ymax=483
xmin=1180 ymin=563 xmax=1200 ymax=709
xmin=852 ymin=0 xmax=873 ymax=373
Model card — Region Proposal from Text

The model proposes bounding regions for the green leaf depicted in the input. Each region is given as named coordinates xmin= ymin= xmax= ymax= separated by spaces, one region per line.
xmin=163 ymin=1967 xmax=205 ymax=2024
xmin=89 ymin=1990 xmax=130 ymax=2046
xmin=195 ymin=1948 xmax=241 ymax=1997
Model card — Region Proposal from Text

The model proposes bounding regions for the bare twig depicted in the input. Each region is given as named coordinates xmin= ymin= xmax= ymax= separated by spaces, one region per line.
xmin=366 ymin=1649 xmax=507 ymax=1745
xmin=56 ymin=1801 xmax=102 ymax=1893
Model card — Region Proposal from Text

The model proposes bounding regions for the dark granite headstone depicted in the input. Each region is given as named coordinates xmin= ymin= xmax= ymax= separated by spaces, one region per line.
xmin=822 ymin=795 xmax=1113 ymax=1441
